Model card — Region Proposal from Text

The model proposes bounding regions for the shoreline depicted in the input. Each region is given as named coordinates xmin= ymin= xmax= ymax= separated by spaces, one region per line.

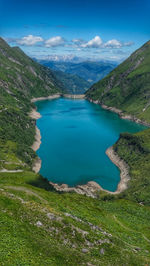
xmin=31 ymin=93 xmax=86 ymax=102
xmin=88 ymin=99 xmax=150 ymax=127
xmin=63 ymin=94 xmax=85 ymax=99
xmin=49 ymin=146 xmax=130 ymax=197
xmin=29 ymin=94 xmax=132 ymax=197
xmin=29 ymin=109 xmax=42 ymax=173
xmin=30 ymin=93 xmax=62 ymax=173
xmin=105 ymin=147 xmax=130 ymax=194
xmin=31 ymin=93 xmax=61 ymax=103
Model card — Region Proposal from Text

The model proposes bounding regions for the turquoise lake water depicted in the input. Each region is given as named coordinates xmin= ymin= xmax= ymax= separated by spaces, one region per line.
xmin=35 ymin=98 xmax=146 ymax=191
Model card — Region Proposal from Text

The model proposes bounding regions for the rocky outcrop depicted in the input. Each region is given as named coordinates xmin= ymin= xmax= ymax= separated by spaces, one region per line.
xmin=32 ymin=157 xmax=42 ymax=173
xmin=49 ymin=181 xmax=102 ymax=198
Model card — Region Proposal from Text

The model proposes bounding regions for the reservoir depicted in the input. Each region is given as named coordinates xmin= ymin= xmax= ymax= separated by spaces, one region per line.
xmin=35 ymin=98 xmax=146 ymax=191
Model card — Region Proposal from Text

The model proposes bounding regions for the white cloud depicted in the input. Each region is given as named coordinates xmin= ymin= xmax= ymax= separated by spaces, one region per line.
xmin=72 ymin=39 xmax=81 ymax=43
xmin=45 ymin=36 xmax=65 ymax=47
xmin=104 ymin=39 xmax=122 ymax=48
xmin=72 ymin=38 xmax=85 ymax=44
xmin=81 ymin=36 xmax=103 ymax=48
xmin=104 ymin=40 xmax=134 ymax=49
xmin=6 ymin=34 xmax=134 ymax=55
xmin=123 ymin=41 xmax=134 ymax=46
xmin=17 ymin=35 xmax=43 ymax=46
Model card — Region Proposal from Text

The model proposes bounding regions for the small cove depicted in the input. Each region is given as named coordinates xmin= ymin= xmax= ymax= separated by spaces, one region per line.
xmin=35 ymin=98 xmax=146 ymax=191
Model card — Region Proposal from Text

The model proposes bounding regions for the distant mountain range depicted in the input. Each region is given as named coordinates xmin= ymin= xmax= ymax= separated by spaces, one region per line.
xmin=1 ymin=37 xmax=150 ymax=265
xmin=86 ymin=40 xmax=150 ymax=123
xmin=36 ymin=54 xmax=118 ymax=64
xmin=39 ymin=60 xmax=117 ymax=85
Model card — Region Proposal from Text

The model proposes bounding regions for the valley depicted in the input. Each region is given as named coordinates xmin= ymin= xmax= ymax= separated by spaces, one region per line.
xmin=0 ymin=37 xmax=150 ymax=265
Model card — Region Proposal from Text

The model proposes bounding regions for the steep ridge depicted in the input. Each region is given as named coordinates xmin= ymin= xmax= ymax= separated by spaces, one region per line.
xmin=86 ymin=41 xmax=150 ymax=123
xmin=0 ymin=37 xmax=62 ymax=169
xmin=86 ymin=40 xmax=150 ymax=205
xmin=0 ymin=37 xmax=63 ymax=99
xmin=0 ymin=38 xmax=150 ymax=265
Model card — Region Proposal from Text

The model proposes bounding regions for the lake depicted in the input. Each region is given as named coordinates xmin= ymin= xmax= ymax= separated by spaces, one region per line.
xmin=35 ymin=98 xmax=146 ymax=191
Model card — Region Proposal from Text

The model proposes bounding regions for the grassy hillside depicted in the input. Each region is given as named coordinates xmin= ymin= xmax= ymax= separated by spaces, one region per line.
xmin=0 ymin=37 xmax=62 ymax=168
xmin=86 ymin=41 xmax=150 ymax=123
xmin=0 ymin=38 xmax=150 ymax=265
xmin=53 ymin=70 xmax=90 ymax=94
xmin=114 ymin=129 xmax=150 ymax=205
xmin=0 ymin=168 xmax=150 ymax=265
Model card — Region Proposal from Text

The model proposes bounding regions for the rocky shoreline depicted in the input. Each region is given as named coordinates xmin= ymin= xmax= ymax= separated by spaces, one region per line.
xmin=105 ymin=147 xmax=130 ymax=194
xmin=31 ymin=93 xmax=85 ymax=102
xmin=30 ymin=94 xmax=62 ymax=173
xmin=49 ymin=181 xmax=102 ymax=198
xmin=31 ymin=126 xmax=41 ymax=152
xmin=29 ymin=109 xmax=42 ymax=152
xmin=88 ymin=99 xmax=150 ymax=127
xmin=29 ymin=109 xmax=42 ymax=173
xmin=49 ymin=146 xmax=130 ymax=197
xmin=29 ymin=94 xmax=132 ymax=197
xmin=31 ymin=93 xmax=61 ymax=103
xmin=63 ymin=94 xmax=85 ymax=99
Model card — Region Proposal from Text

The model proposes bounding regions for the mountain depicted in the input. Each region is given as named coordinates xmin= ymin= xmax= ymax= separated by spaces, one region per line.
xmin=86 ymin=41 xmax=150 ymax=123
xmin=52 ymin=70 xmax=90 ymax=94
xmin=0 ymin=37 xmax=62 ymax=166
xmin=0 ymin=38 xmax=150 ymax=265
xmin=0 ymin=38 xmax=62 ymax=100
xmin=37 ymin=54 xmax=83 ymax=63
xmin=39 ymin=60 xmax=117 ymax=85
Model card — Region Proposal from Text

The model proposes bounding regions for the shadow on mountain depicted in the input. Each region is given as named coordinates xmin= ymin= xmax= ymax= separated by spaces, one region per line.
xmin=28 ymin=174 xmax=55 ymax=192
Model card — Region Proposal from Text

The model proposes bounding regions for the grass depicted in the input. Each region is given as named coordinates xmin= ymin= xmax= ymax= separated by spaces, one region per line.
xmin=0 ymin=170 xmax=150 ymax=265
xmin=86 ymin=41 xmax=150 ymax=123
xmin=0 ymin=37 xmax=150 ymax=265
xmin=114 ymin=129 xmax=150 ymax=205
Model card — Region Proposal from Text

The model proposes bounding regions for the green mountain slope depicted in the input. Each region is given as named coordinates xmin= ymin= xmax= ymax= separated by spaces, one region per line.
xmin=0 ymin=38 xmax=150 ymax=265
xmin=0 ymin=37 xmax=62 ymax=168
xmin=0 ymin=169 xmax=150 ymax=265
xmin=53 ymin=70 xmax=90 ymax=94
xmin=86 ymin=41 xmax=150 ymax=123
xmin=0 ymin=38 xmax=62 ymax=100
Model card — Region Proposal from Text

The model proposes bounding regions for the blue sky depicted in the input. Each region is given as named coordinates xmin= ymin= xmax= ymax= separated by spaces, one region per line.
xmin=0 ymin=0 xmax=149 ymax=61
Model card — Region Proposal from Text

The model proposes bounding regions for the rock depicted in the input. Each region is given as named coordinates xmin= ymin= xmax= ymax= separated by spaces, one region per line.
xmin=134 ymin=247 xmax=141 ymax=251
xmin=49 ymin=180 xmax=102 ymax=198
xmin=74 ymin=226 xmax=88 ymax=236
xmin=47 ymin=212 xmax=62 ymax=221
xmin=100 ymin=248 xmax=105 ymax=255
xmin=145 ymin=250 xmax=149 ymax=253
xmin=63 ymin=239 xmax=68 ymax=245
xmin=86 ymin=241 xmax=93 ymax=247
xmin=36 ymin=221 xmax=43 ymax=227
xmin=60 ymin=183 xmax=69 ymax=189
xmin=97 ymin=239 xmax=110 ymax=245
xmin=82 ymin=248 xmax=89 ymax=253
xmin=47 ymin=213 xmax=56 ymax=220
